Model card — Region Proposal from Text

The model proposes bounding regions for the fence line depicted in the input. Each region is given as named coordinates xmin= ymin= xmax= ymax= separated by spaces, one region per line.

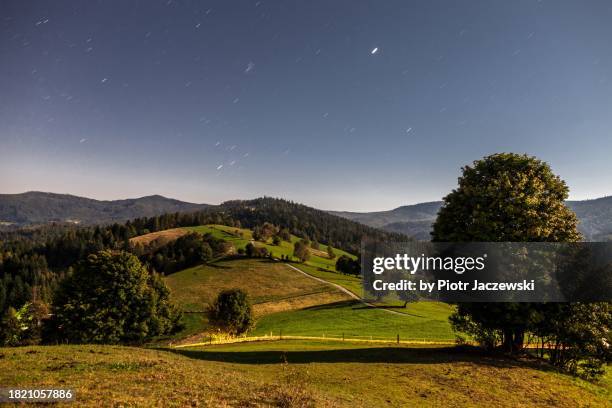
xmin=173 ymin=333 xmax=459 ymax=348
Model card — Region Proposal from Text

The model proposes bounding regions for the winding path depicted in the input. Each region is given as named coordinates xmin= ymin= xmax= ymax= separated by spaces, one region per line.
xmin=283 ymin=263 xmax=408 ymax=316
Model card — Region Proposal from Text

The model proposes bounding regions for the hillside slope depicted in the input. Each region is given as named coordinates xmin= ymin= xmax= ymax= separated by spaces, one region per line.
xmin=149 ymin=225 xmax=454 ymax=343
xmin=221 ymin=197 xmax=408 ymax=254
xmin=154 ymin=225 xmax=358 ymax=338
xmin=0 ymin=192 xmax=210 ymax=226
xmin=567 ymin=196 xmax=612 ymax=241
xmin=165 ymin=258 xmax=351 ymax=339
xmin=329 ymin=201 xmax=442 ymax=229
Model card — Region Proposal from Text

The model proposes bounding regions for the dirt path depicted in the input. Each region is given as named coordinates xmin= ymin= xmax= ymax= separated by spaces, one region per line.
xmin=283 ymin=263 xmax=408 ymax=316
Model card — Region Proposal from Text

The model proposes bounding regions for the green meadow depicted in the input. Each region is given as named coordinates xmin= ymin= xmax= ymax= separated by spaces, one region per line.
xmin=251 ymin=300 xmax=455 ymax=341
xmin=161 ymin=224 xmax=455 ymax=342
xmin=1 ymin=342 xmax=609 ymax=407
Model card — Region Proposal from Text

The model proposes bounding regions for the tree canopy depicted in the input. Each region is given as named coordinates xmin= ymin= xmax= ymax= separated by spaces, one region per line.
xmin=432 ymin=153 xmax=581 ymax=242
xmin=432 ymin=153 xmax=610 ymax=377
xmin=50 ymin=250 xmax=181 ymax=344
xmin=293 ymin=240 xmax=310 ymax=262
xmin=207 ymin=288 xmax=253 ymax=335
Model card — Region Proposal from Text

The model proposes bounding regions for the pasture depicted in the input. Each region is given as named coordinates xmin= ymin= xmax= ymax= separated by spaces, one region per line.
xmin=1 ymin=342 xmax=609 ymax=407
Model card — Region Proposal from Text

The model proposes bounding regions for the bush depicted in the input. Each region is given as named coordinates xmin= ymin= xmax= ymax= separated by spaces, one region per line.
xmin=245 ymin=243 xmax=268 ymax=258
xmin=293 ymin=240 xmax=310 ymax=262
xmin=279 ymin=228 xmax=291 ymax=242
xmin=207 ymin=289 xmax=253 ymax=335
xmin=0 ymin=307 xmax=21 ymax=346
xmin=335 ymin=255 xmax=360 ymax=276
xmin=326 ymin=245 xmax=336 ymax=260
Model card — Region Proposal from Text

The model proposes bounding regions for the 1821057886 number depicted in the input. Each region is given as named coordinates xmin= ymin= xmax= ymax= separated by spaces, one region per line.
xmin=0 ymin=388 xmax=75 ymax=402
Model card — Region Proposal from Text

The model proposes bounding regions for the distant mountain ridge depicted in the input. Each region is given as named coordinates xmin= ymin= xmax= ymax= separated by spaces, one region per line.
xmin=3 ymin=191 xmax=612 ymax=241
xmin=0 ymin=192 xmax=210 ymax=226
xmin=329 ymin=196 xmax=612 ymax=241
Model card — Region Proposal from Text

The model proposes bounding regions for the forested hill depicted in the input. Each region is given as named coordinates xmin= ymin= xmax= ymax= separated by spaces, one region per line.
xmin=221 ymin=197 xmax=407 ymax=253
xmin=0 ymin=196 xmax=405 ymax=317
xmin=0 ymin=192 xmax=210 ymax=226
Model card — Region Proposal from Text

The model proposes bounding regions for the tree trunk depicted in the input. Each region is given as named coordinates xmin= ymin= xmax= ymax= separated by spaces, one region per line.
xmin=502 ymin=328 xmax=524 ymax=354
xmin=512 ymin=329 xmax=524 ymax=354
xmin=503 ymin=329 xmax=513 ymax=353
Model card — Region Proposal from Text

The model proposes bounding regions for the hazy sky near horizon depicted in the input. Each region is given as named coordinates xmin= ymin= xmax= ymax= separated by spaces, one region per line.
xmin=1 ymin=0 xmax=611 ymax=211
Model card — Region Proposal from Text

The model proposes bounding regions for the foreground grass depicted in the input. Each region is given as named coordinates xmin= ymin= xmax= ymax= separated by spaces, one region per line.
xmin=1 ymin=341 xmax=609 ymax=407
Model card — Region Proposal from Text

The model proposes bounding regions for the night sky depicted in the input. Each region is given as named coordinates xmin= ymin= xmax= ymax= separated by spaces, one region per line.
xmin=1 ymin=1 xmax=611 ymax=211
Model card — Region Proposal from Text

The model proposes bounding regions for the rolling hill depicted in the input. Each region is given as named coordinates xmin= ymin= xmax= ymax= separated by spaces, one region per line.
xmin=330 ymin=196 xmax=612 ymax=241
xmin=136 ymin=224 xmax=453 ymax=342
xmin=154 ymin=224 xmax=362 ymax=338
xmin=0 ymin=191 xmax=210 ymax=226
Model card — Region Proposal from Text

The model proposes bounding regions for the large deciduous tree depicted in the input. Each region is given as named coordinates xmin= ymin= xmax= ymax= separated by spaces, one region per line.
xmin=50 ymin=250 xmax=181 ymax=344
xmin=432 ymin=153 xmax=580 ymax=243
xmin=432 ymin=153 xmax=581 ymax=353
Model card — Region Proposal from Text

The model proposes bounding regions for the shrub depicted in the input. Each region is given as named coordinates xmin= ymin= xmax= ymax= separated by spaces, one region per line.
xmin=335 ymin=255 xmax=360 ymax=276
xmin=207 ymin=289 xmax=253 ymax=335
xmin=293 ymin=240 xmax=310 ymax=262
xmin=326 ymin=245 xmax=336 ymax=260
xmin=0 ymin=307 xmax=21 ymax=346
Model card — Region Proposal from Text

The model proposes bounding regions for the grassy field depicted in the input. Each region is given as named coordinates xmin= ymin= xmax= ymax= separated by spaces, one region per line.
xmin=166 ymin=258 xmax=349 ymax=312
xmin=144 ymin=224 xmax=394 ymax=299
xmin=1 ymin=341 xmax=609 ymax=407
xmin=156 ymin=224 xmax=454 ymax=342
xmin=181 ymin=225 xmax=442 ymax=312
xmin=129 ymin=227 xmax=189 ymax=248
xmin=252 ymin=300 xmax=455 ymax=341
xmin=164 ymin=258 xmax=351 ymax=338
xmin=163 ymin=252 xmax=453 ymax=342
